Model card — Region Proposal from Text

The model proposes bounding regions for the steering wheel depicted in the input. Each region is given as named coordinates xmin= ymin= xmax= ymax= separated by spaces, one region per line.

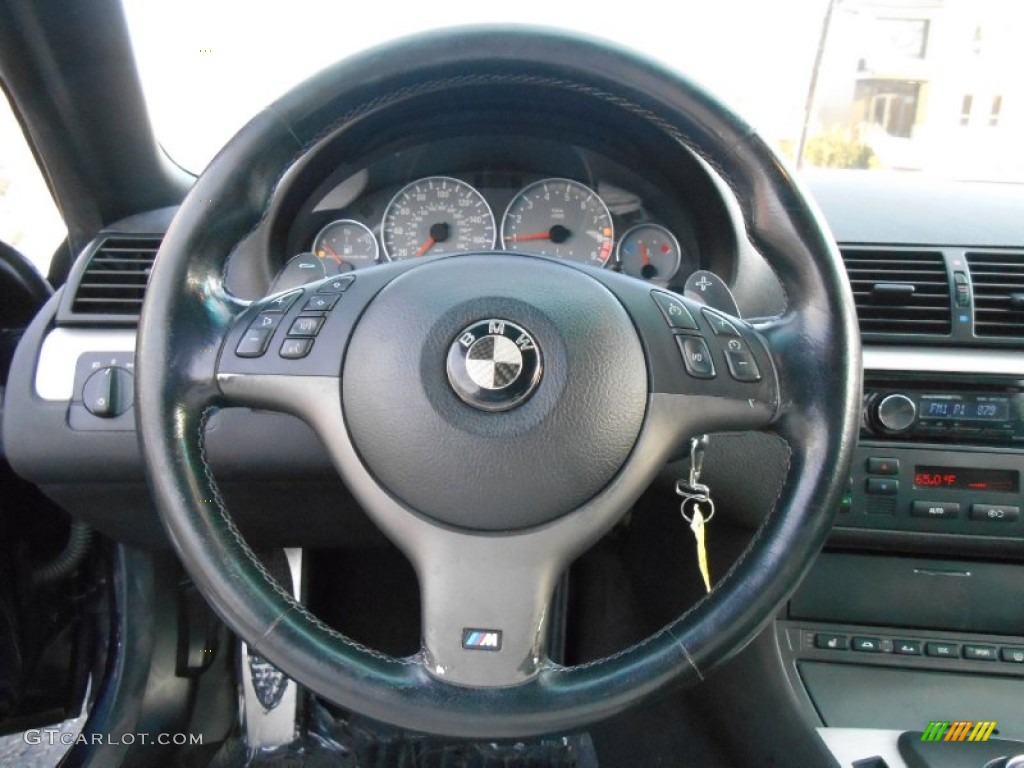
xmin=137 ymin=27 xmax=859 ymax=738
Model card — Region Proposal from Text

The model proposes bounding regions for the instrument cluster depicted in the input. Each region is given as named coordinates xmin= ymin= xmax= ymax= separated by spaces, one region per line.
xmin=271 ymin=172 xmax=700 ymax=294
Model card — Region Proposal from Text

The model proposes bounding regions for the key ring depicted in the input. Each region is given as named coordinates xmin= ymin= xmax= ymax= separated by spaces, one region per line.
xmin=679 ymin=494 xmax=716 ymax=525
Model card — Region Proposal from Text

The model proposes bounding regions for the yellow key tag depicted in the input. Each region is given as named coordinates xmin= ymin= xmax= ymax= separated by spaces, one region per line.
xmin=689 ymin=502 xmax=712 ymax=593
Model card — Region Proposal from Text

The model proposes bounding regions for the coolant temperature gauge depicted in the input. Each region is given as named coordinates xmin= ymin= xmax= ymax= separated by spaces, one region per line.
xmin=617 ymin=223 xmax=682 ymax=282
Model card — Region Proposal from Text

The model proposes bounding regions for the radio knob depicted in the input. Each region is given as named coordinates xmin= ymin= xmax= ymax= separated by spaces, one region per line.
xmin=876 ymin=393 xmax=916 ymax=432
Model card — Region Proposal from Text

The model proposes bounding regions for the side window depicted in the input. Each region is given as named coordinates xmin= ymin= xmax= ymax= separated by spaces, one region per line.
xmin=0 ymin=89 xmax=67 ymax=277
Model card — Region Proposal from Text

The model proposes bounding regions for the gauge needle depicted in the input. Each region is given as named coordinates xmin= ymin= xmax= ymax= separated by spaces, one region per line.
xmin=416 ymin=222 xmax=451 ymax=256
xmin=638 ymin=240 xmax=651 ymax=266
xmin=320 ymin=245 xmax=344 ymax=264
xmin=507 ymin=225 xmax=572 ymax=244
xmin=638 ymin=240 xmax=658 ymax=278
xmin=415 ymin=237 xmax=436 ymax=257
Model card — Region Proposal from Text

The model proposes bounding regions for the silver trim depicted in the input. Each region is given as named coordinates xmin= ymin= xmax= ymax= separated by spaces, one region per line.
xmin=240 ymin=548 xmax=303 ymax=751
xmin=864 ymin=345 xmax=1024 ymax=376
xmin=34 ymin=328 xmax=137 ymax=401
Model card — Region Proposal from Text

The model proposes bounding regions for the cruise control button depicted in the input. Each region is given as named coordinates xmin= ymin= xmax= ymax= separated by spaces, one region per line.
xmin=287 ymin=315 xmax=325 ymax=337
xmin=702 ymin=309 xmax=739 ymax=336
xmin=235 ymin=328 xmax=273 ymax=358
xmin=676 ymin=336 xmax=715 ymax=378
xmin=651 ymin=291 xmax=697 ymax=330
xmin=925 ymin=642 xmax=958 ymax=658
xmin=1001 ymin=647 xmax=1024 ymax=663
xmin=280 ymin=338 xmax=314 ymax=359
xmin=852 ymin=636 xmax=883 ymax=653
xmin=723 ymin=338 xmax=761 ymax=382
xmin=249 ymin=311 xmax=283 ymax=331
xmin=317 ymin=275 xmax=355 ymax=294
xmin=963 ymin=645 xmax=997 ymax=661
xmin=814 ymin=633 xmax=849 ymax=651
xmin=264 ymin=289 xmax=303 ymax=312
xmin=911 ymin=501 xmax=960 ymax=519
xmin=893 ymin=640 xmax=921 ymax=656
xmin=303 ymin=294 xmax=340 ymax=312
xmin=970 ymin=504 xmax=1020 ymax=522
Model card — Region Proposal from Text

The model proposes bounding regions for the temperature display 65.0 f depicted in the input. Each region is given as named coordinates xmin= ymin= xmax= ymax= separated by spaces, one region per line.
xmin=913 ymin=466 xmax=1019 ymax=492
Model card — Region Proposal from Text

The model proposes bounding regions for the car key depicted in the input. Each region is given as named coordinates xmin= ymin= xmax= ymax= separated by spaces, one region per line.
xmin=676 ymin=435 xmax=715 ymax=593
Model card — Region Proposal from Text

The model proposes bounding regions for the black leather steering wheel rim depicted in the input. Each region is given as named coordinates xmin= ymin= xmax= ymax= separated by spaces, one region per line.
xmin=137 ymin=26 xmax=860 ymax=738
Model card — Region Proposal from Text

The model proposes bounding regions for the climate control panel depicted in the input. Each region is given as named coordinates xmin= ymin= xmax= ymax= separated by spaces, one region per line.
xmin=837 ymin=444 xmax=1024 ymax=539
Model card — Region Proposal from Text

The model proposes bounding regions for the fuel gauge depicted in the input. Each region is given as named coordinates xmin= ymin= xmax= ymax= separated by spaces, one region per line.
xmin=312 ymin=219 xmax=379 ymax=272
xmin=617 ymin=224 xmax=682 ymax=282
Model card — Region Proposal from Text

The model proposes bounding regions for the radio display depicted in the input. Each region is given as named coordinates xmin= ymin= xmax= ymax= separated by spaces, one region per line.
xmin=919 ymin=396 xmax=1009 ymax=422
xmin=913 ymin=466 xmax=1019 ymax=492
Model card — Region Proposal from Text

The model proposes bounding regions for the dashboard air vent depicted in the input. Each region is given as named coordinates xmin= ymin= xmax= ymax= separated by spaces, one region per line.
xmin=70 ymin=236 xmax=160 ymax=317
xmin=966 ymin=251 xmax=1024 ymax=338
xmin=840 ymin=248 xmax=951 ymax=336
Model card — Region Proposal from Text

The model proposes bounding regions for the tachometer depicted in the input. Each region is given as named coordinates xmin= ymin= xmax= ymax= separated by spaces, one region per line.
xmin=381 ymin=176 xmax=496 ymax=260
xmin=500 ymin=178 xmax=614 ymax=265
xmin=312 ymin=219 xmax=379 ymax=271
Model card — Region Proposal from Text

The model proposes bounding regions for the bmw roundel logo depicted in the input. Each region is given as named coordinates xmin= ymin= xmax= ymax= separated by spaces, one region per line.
xmin=446 ymin=319 xmax=542 ymax=412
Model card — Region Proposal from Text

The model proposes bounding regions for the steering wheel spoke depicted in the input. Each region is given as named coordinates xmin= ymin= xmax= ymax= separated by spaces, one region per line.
xmin=412 ymin=534 xmax=564 ymax=686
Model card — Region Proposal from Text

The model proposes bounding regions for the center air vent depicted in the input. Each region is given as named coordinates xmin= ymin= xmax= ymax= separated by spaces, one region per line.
xmin=840 ymin=248 xmax=951 ymax=337
xmin=68 ymin=236 xmax=160 ymax=319
xmin=966 ymin=251 xmax=1024 ymax=338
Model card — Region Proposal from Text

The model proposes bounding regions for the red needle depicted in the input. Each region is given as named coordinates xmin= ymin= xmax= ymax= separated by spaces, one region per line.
xmin=505 ymin=232 xmax=551 ymax=243
xmin=415 ymin=236 xmax=436 ymax=257
xmin=320 ymin=245 xmax=343 ymax=264
xmin=638 ymin=240 xmax=651 ymax=266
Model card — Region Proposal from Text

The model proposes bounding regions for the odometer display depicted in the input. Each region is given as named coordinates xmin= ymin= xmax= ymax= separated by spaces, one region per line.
xmin=913 ymin=466 xmax=1018 ymax=492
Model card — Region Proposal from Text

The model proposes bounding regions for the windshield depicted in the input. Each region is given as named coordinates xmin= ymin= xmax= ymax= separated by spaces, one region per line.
xmin=122 ymin=0 xmax=1023 ymax=182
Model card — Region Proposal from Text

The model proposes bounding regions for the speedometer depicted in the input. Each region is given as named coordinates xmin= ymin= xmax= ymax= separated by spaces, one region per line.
xmin=381 ymin=176 xmax=496 ymax=260
xmin=500 ymin=178 xmax=614 ymax=265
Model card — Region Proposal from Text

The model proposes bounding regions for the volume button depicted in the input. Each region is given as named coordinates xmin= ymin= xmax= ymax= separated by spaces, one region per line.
xmin=876 ymin=393 xmax=916 ymax=432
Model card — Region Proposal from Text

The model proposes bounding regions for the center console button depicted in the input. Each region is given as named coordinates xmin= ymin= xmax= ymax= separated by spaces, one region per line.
xmin=970 ymin=504 xmax=1020 ymax=522
xmin=925 ymin=642 xmax=959 ymax=658
xmin=815 ymin=633 xmax=849 ymax=651
xmin=911 ymin=501 xmax=960 ymax=519
xmin=893 ymin=640 xmax=921 ymax=656
xmin=866 ymin=457 xmax=899 ymax=475
xmin=866 ymin=478 xmax=899 ymax=495
xmin=852 ymin=636 xmax=883 ymax=653
xmin=963 ymin=645 xmax=997 ymax=661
